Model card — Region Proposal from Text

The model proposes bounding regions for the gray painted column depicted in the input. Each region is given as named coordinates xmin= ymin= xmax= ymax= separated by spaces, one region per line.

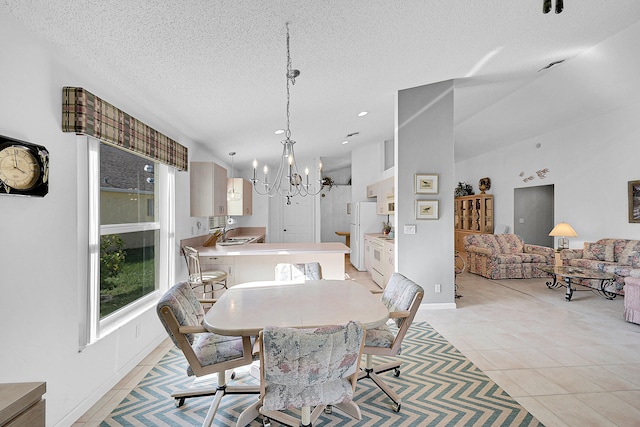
xmin=396 ymin=80 xmax=455 ymax=305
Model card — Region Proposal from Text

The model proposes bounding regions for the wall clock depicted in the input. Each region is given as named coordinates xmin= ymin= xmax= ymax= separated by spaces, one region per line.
xmin=0 ymin=135 xmax=49 ymax=197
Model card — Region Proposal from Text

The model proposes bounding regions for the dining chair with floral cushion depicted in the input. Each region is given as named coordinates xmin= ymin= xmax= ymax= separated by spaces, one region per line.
xmin=274 ymin=262 xmax=322 ymax=281
xmin=358 ymin=272 xmax=424 ymax=412
xmin=157 ymin=281 xmax=258 ymax=426
xmin=258 ymin=321 xmax=365 ymax=427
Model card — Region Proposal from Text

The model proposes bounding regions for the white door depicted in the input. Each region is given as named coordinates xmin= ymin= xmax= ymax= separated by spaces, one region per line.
xmin=282 ymin=195 xmax=314 ymax=243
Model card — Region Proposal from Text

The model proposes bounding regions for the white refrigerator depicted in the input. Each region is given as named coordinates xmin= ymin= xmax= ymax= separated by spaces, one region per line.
xmin=349 ymin=202 xmax=380 ymax=271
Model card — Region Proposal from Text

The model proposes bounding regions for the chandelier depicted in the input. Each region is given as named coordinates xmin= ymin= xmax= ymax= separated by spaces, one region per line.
xmin=251 ymin=23 xmax=324 ymax=205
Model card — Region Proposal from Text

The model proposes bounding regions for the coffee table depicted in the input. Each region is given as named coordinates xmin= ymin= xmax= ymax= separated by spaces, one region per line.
xmin=537 ymin=265 xmax=616 ymax=301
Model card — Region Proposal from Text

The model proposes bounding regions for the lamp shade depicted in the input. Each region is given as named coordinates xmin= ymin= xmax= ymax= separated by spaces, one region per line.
xmin=548 ymin=222 xmax=577 ymax=237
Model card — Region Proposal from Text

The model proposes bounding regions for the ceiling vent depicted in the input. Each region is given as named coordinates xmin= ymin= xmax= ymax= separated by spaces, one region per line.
xmin=538 ymin=59 xmax=565 ymax=72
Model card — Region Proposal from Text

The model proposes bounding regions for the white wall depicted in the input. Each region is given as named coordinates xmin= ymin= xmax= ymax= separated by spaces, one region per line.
xmin=454 ymin=20 xmax=640 ymax=249
xmin=455 ymin=100 xmax=640 ymax=248
xmin=0 ymin=14 xmax=200 ymax=426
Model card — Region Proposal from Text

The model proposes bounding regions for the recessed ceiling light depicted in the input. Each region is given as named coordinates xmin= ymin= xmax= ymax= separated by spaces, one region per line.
xmin=274 ymin=129 xmax=285 ymax=135
xmin=358 ymin=111 xmax=368 ymax=117
xmin=341 ymin=140 xmax=349 ymax=145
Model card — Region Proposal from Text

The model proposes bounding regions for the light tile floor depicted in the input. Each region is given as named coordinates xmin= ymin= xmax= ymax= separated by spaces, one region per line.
xmin=416 ymin=272 xmax=640 ymax=427
xmin=74 ymin=266 xmax=640 ymax=426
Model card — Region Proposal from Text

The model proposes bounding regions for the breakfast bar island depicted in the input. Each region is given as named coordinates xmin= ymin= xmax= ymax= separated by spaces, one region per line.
xmin=195 ymin=242 xmax=350 ymax=287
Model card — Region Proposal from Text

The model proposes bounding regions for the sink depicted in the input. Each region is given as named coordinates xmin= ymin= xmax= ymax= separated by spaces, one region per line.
xmin=217 ymin=237 xmax=255 ymax=246
xmin=227 ymin=237 xmax=254 ymax=243
xmin=217 ymin=240 xmax=246 ymax=246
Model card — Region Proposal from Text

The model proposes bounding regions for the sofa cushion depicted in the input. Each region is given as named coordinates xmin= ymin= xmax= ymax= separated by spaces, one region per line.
xmin=601 ymin=239 xmax=637 ymax=263
xmin=569 ymin=258 xmax=606 ymax=271
xmin=495 ymin=234 xmax=524 ymax=254
xmin=618 ymin=240 xmax=640 ymax=267
xmin=475 ymin=234 xmax=502 ymax=254
xmin=583 ymin=242 xmax=614 ymax=262
xmin=494 ymin=253 xmax=549 ymax=264
xmin=495 ymin=254 xmax=523 ymax=264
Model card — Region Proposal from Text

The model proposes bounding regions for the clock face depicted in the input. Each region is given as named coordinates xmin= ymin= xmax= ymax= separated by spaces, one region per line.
xmin=0 ymin=146 xmax=41 ymax=190
xmin=0 ymin=136 xmax=49 ymax=197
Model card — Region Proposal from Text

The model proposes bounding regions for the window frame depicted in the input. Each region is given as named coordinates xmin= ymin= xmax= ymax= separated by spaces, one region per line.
xmin=80 ymin=136 xmax=175 ymax=347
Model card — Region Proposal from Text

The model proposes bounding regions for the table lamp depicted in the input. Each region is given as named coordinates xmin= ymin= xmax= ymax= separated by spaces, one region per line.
xmin=549 ymin=222 xmax=577 ymax=251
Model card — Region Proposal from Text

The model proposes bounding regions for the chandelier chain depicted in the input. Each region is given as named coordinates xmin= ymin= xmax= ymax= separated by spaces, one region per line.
xmin=250 ymin=22 xmax=324 ymax=204
xmin=285 ymin=23 xmax=295 ymax=140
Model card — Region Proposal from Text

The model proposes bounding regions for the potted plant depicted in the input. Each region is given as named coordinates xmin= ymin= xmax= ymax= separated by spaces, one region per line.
xmin=454 ymin=182 xmax=474 ymax=197
xmin=382 ymin=221 xmax=392 ymax=235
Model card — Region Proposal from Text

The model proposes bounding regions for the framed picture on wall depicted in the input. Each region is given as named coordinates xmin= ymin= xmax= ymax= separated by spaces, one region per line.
xmin=629 ymin=180 xmax=640 ymax=223
xmin=416 ymin=200 xmax=438 ymax=220
xmin=415 ymin=173 xmax=438 ymax=194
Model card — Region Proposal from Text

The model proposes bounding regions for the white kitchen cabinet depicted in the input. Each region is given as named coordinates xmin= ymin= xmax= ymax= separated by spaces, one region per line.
xmin=366 ymin=176 xmax=394 ymax=215
xmin=376 ymin=176 xmax=394 ymax=215
xmin=383 ymin=240 xmax=395 ymax=287
xmin=227 ymin=178 xmax=253 ymax=216
xmin=366 ymin=182 xmax=378 ymax=198
xmin=190 ymin=162 xmax=228 ymax=217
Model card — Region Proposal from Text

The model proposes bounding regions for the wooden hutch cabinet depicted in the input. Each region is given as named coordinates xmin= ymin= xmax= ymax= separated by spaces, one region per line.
xmin=454 ymin=194 xmax=494 ymax=254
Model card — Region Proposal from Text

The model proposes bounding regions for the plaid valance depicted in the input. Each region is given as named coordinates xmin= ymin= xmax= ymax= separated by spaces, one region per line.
xmin=62 ymin=87 xmax=188 ymax=171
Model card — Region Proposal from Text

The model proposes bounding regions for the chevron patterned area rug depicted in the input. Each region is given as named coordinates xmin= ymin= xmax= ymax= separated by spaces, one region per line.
xmin=101 ymin=322 xmax=542 ymax=426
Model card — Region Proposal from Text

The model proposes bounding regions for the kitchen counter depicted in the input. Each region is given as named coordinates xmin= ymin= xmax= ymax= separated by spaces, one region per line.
xmin=196 ymin=242 xmax=350 ymax=286
xmin=365 ymin=233 xmax=394 ymax=244
xmin=198 ymin=242 xmax=349 ymax=256
xmin=179 ymin=227 xmax=266 ymax=249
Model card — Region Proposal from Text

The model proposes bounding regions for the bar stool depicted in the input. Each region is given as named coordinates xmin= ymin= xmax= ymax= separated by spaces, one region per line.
xmin=183 ymin=245 xmax=227 ymax=299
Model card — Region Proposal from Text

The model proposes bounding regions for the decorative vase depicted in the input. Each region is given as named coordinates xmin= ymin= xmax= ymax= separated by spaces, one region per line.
xmin=479 ymin=177 xmax=491 ymax=194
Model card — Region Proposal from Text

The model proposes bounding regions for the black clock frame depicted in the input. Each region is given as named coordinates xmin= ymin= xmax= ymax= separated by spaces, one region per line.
xmin=0 ymin=134 xmax=49 ymax=197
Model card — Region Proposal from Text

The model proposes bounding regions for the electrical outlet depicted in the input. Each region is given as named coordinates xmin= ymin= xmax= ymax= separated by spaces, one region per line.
xmin=435 ymin=284 xmax=441 ymax=293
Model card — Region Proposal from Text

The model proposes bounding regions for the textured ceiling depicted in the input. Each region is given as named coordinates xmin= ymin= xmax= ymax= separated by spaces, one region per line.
xmin=3 ymin=0 xmax=640 ymax=169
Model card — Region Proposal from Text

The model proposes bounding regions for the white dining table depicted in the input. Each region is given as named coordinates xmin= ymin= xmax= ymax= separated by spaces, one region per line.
xmin=203 ymin=279 xmax=389 ymax=427
xmin=204 ymin=279 xmax=389 ymax=336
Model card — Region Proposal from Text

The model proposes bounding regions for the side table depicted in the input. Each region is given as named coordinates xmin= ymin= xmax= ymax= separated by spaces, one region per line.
xmin=0 ymin=382 xmax=46 ymax=427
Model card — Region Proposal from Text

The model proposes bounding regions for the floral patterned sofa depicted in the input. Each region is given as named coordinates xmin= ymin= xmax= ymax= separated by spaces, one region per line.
xmin=463 ymin=234 xmax=555 ymax=279
xmin=559 ymin=239 xmax=640 ymax=295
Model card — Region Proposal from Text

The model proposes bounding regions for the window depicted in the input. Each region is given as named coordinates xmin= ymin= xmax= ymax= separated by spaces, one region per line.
xmin=209 ymin=215 xmax=227 ymax=231
xmin=83 ymin=137 xmax=174 ymax=345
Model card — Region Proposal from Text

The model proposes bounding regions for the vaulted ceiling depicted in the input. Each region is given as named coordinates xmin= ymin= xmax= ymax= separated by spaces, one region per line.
xmin=3 ymin=1 xmax=640 ymax=169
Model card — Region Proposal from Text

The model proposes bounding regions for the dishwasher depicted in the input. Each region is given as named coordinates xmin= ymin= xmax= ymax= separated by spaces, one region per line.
xmin=370 ymin=239 xmax=385 ymax=287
